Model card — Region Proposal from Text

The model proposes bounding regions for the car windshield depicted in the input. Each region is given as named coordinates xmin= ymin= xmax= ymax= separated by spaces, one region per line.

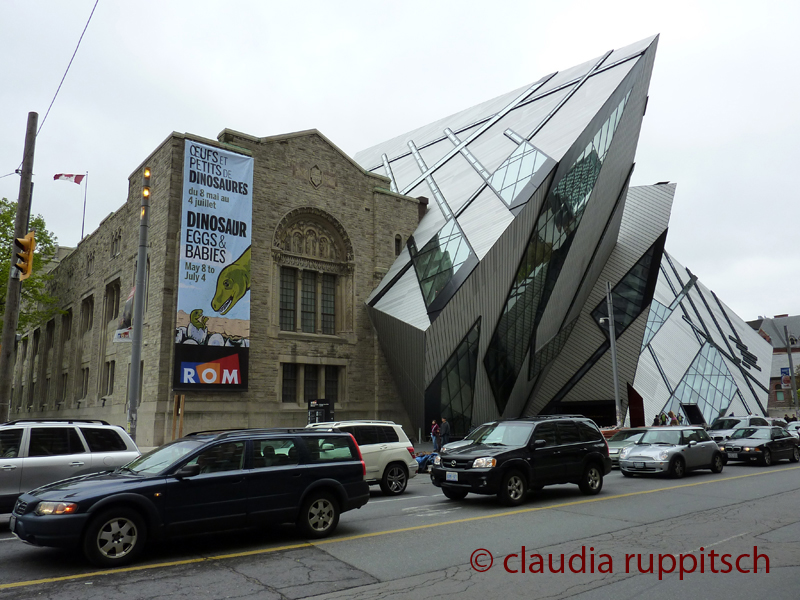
xmin=123 ymin=439 xmax=206 ymax=475
xmin=709 ymin=418 xmax=741 ymax=430
xmin=474 ymin=422 xmax=534 ymax=447
xmin=609 ymin=430 xmax=645 ymax=442
xmin=638 ymin=429 xmax=682 ymax=445
xmin=729 ymin=428 xmax=769 ymax=440
xmin=465 ymin=425 xmax=491 ymax=441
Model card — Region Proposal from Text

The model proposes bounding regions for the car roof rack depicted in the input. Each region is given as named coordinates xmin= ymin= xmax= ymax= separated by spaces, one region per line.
xmin=308 ymin=420 xmax=396 ymax=426
xmin=184 ymin=427 xmax=339 ymax=439
xmin=2 ymin=419 xmax=111 ymax=426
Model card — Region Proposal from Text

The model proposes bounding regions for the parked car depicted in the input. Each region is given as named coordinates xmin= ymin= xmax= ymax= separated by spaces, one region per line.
xmin=440 ymin=423 xmax=492 ymax=453
xmin=606 ymin=428 xmax=649 ymax=467
xmin=430 ymin=415 xmax=611 ymax=506
xmin=0 ymin=419 xmax=140 ymax=513
xmin=706 ymin=415 xmax=770 ymax=442
xmin=9 ymin=428 xmax=369 ymax=567
xmin=306 ymin=420 xmax=417 ymax=495
xmin=785 ymin=422 xmax=800 ymax=439
xmin=717 ymin=427 xmax=800 ymax=466
xmin=619 ymin=426 xmax=723 ymax=478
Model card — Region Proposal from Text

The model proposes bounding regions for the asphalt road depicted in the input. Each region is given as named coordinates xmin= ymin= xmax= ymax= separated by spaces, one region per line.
xmin=1 ymin=461 xmax=799 ymax=599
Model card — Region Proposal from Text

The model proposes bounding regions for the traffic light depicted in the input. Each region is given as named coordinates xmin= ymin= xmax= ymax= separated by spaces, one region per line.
xmin=14 ymin=231 xmax=36 ymax=281
xmin=142 ymin=167 xmax=151 ymax=200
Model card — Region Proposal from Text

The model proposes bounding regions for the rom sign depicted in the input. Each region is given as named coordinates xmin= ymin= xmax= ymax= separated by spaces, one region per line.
xmin=173 ymin=140 xmax=253 ymax=391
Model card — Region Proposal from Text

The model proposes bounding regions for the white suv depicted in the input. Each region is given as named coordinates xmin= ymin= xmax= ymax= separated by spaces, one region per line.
xmin=707 ymin=415 xmax=770 ymax=442
xmin=307 ymin=420 xmax=417 ymax=495
xmin=0 ymin=419 xmax=140 ymax=513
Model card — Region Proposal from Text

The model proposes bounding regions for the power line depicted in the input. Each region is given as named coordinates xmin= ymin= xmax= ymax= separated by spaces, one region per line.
xmin=37 ymin=0 xmax=100 ymax=137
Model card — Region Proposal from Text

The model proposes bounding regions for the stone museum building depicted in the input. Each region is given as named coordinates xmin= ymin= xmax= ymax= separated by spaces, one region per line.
xmin=9 ymin=129 xmax=422 ymax=446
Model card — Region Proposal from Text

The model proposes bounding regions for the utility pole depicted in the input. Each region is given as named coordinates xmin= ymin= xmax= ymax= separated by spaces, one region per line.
xmin=127 ymin=167 xmax=150 ymax=441
xmin=602 ymin=281 xmax=622 ymax=427
xmin=0 ymin=112 xmax=38 ymax=423
xmin=784 ymin=326 xmax=798 ymax=419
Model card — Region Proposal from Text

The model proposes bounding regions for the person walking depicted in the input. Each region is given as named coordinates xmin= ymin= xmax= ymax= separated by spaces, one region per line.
xmin=431 ymin=420 xmax=441 ymax=453
xmin=440 ymin=417 xmax=451 ymax=448
xmin=652 ymin=414 xmax=660 ymax=426
xmin=667 ymin=411 xmax=678 ymax=426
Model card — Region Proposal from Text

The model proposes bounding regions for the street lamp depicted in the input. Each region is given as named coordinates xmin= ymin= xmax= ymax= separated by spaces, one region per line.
xmin=599 ymin=281 xmax=622 ymax=428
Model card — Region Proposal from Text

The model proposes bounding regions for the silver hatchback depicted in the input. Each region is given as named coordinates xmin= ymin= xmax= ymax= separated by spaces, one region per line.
xmin=0 ymin=419 xmax=140 ymax=513
xmin=618 ymin=426 xmax=724 ymax=478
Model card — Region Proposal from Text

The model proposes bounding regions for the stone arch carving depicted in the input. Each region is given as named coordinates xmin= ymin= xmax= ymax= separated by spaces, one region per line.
xmin=273 ymin=207 xmax=354 ymax=265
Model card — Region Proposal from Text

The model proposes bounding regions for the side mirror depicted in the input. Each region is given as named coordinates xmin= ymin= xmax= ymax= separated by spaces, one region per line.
xmin=533 ymin=439 xmax=547 ymax=448
xmin=687 ymin=440 xmax=697 ymax=447
xmin=174 ymin=463 xmax=201 ymax=478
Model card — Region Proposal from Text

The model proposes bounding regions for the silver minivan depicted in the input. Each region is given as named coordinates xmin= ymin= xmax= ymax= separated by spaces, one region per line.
xmin=0 ymin=419 xmax=140 ymax=513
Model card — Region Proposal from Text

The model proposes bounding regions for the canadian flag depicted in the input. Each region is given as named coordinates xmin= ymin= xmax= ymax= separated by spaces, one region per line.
xmin=53 ymin=173 xmax=85 ymax=184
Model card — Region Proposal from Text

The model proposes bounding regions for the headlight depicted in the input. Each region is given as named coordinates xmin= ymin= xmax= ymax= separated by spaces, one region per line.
xmin=433 ymin=455 xmax=441 ymax=466
xmin=658 ymin=451 xmax=669 ymax=461
xmin=35 ymin=502 xmax=78 ymax=516
xmin=719 ymin=446 xmax=726 ymax=452
xmin=472 ymin=457 xmax=496 ymax=469
xmin=620 ymin=447 xmax=631 ymax=459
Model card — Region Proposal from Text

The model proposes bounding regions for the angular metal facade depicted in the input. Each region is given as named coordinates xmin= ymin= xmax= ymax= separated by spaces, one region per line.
xmin=358 ymin=36 xmax=664 ymax=435
xmin=635 ymin=252 xmax=772 ymax=424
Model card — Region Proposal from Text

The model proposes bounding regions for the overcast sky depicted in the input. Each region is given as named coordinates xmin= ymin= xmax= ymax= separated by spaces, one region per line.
xmin=2 ymin=0 xmax=798 ymax=322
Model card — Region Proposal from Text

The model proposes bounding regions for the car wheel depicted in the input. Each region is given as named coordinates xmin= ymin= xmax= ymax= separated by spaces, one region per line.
xmin=82 ymin=508 xmax=147 ymax=567
xmin=668 ymin=456 xmax=685 ymax=479
xmin=297 ymin=492 xmax=340 ymax=539
xmin=621 ymin=469 xmax=634 ymax=477
xmin=578 ymin=464 xmax=604 ymax=495
xmin=760 ymin=448 xmax=772 ymax=467
xmin=710 ymin=452 xmax=724 ymax=473
xmin=379 ymin=463 xmax=409 ymax=496
xmin=498 ymin=470 xmax=527 ymax=506
xmin=442 ymin=488 xmax=468 ymax=501
xmin=790 ymin=447 xmax=800 ymax=463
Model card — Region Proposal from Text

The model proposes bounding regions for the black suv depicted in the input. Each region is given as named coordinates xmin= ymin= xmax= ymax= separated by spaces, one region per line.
xmin=430 ymin=416 xmax=611 ymax=505
xmin=9 ymin=428 xmax=369 ymax=567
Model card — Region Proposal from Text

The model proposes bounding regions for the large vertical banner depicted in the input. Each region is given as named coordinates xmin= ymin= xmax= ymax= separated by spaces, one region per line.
xmin=173 ymin=140 xmax=253 ymax=390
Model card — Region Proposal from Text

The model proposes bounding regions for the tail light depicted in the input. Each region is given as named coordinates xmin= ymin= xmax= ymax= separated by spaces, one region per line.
xmin=407 ymin=446 xmax=416 ymax=459
xmin=349 ymin=434 xmax=366 ymax=477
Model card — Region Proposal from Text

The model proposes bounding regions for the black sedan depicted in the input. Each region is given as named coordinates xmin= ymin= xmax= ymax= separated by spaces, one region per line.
xmin=718 ymin=426 xmax=800 ymax=466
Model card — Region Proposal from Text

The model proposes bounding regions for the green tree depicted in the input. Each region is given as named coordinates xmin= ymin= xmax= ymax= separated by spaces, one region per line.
xmin=0 ymin=197 xmax=60 ymax=336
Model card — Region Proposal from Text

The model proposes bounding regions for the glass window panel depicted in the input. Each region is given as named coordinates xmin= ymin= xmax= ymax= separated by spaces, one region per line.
xmin=322 ymin=274 xmax=336 ymax=335
xmin=280 ymin=267 xmax=296 ymax=331
xmin=301 ymin=272 xmax=316 ymax=333
xmin=325 ymin=367 xmax=339 ymax=403
xmin=282 ymin=364 xmax=297 ymax=403
xmin=304 ymin=365 xmax=318 ymax=401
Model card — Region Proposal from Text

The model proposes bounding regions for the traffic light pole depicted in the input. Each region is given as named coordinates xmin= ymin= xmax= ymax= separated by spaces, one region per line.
xmin=0 ymin=112 xmax=38 ymax=423
xmin=127 ymin=167 xmax=151 ymax=442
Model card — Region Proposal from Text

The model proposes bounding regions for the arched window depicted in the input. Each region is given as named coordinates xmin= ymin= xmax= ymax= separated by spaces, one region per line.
xmin=272 ymin=208 xmax=354 ymax=336
xmin=395 ymin=234 xmax=402 ymax=256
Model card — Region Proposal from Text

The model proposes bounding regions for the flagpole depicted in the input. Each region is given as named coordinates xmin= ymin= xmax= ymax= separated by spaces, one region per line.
xmin=81 ymin=171 xmax=88 ymax=239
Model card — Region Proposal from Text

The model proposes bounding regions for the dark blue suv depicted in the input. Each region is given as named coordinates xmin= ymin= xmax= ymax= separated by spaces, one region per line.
xmin=9 ymin=428 xmax=369 ymax=567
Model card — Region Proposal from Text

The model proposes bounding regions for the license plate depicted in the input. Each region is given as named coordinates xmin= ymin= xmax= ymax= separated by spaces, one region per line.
xmin=446 ymin=471 xmax=458 ymax=482
xmin=634 ymin=462 xmax=645 ymax=468
xmin=9 ymin=515 xmax=16 ymax=533
xmin=727 ymin=452 xmax=738 ymax=459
